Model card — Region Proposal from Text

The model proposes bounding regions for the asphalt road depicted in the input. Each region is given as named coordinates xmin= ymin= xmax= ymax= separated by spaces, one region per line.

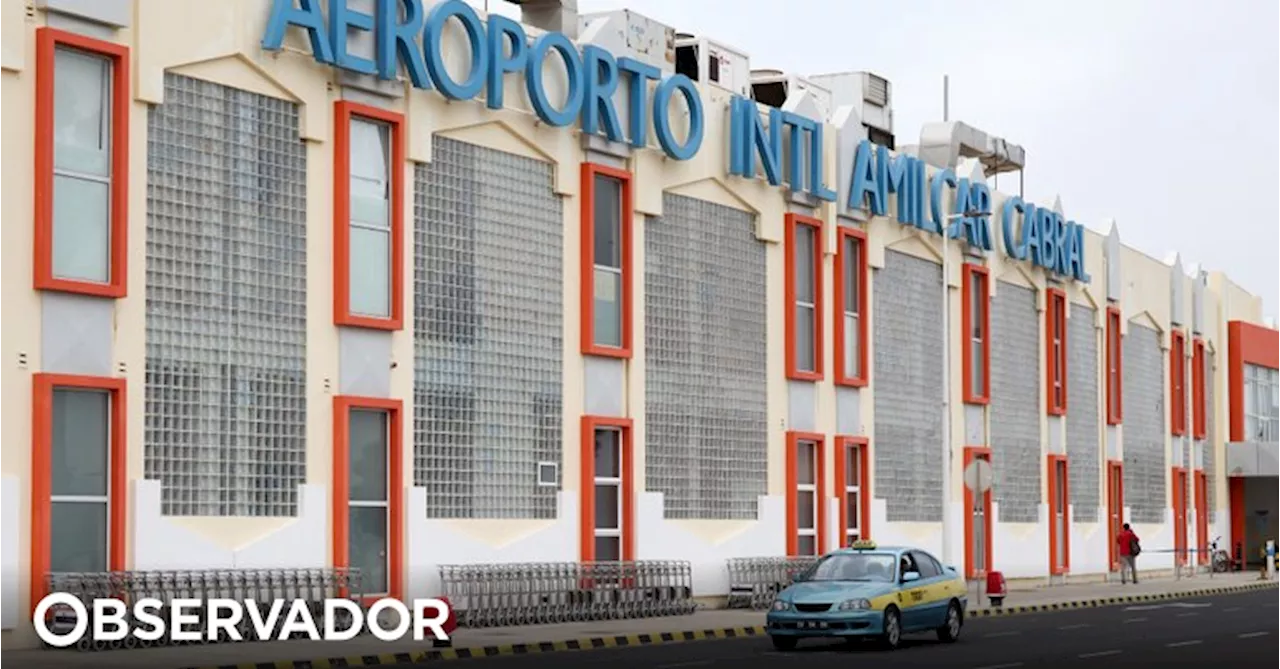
xmin=442 ymin=588 xmax=1279 ymax=668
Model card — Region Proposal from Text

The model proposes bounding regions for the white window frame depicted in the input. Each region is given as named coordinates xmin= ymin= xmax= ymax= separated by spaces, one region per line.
xmin=50 ymin=387 xmax=112 ymax=573
xmin=593 ymin=427 xmax=624 ymax=561
xmin=1052 ymin=460 xmax=1067 ymax=570
xmin=1171 ymin=334 xmax=1185 ymax=432
xmin=970 ymin=455 xmax=990 ymax=573
xmin=347 ymin=116 xmax=393 ymax=319
xmin=794 ymin=225 xmax=817 ymax=374
xmin=1245 ymin=363 xmax=1279 ymax=442
xmin=1108 ymin=317 xmax=1121 ymax=418
xmin=841 ymin=235 xmax=862 ymax=380
xmin=796 ymin=440 xmax=818 ymax=556
xmin=348 ymin=408 xmax=390 ymax=596
xmin=592 ymin=174 xmax=624 ymax=349
xmin=969 ymin=275 xmax=986 ymax=395
xmin=843 ymin=444 xmax=862 ymax=546
xmin=51 ymin=46 xmax=114 ymax=283
xmin=1051 ymin=300 xmax=1064 ymax=408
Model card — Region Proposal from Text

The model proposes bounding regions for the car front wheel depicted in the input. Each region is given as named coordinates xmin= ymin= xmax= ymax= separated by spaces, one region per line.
xmin=880 ymin=606 xmax=902 ymax=650
xmin=936 ymin=601 xmax=962 ymax=642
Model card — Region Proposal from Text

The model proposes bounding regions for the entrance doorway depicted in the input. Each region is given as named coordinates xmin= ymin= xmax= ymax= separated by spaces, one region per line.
xmin=1232 ymin=476 xmax=1279 ymax=567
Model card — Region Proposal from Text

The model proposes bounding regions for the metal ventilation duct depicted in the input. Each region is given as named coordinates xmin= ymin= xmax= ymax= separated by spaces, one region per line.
xmin=507 ymin=0 xmax=579 ymax=39
xmin=917 ymin=121 xmax=1026 ymax=177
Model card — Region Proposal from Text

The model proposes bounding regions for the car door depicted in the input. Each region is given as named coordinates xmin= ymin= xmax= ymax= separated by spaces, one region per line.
xmin=908 ymin=551 xmax=947 ymax=629
xmin=897 ymin=553 xmax=930 ymax=631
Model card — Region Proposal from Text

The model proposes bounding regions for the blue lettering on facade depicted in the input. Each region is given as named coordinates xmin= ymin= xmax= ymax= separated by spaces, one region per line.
xmin=850 ymin=139 xmax=1086 ymax=282
xmin=725 ymin=96 xmax=836 ymax=201
xmin=264 ymin=1 xmax=1089 ymax=283
xmin=261 ymin=0 xmax=705 ymax=161
xmin=850 ymin=140 xmax=990 ymax=247
xmin=1000 ymin=197 xmax=1091 ymax=282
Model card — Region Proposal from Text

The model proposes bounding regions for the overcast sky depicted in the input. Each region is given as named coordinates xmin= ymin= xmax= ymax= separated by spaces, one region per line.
xmin=485 ymin=0 xmax=1278 ymax=317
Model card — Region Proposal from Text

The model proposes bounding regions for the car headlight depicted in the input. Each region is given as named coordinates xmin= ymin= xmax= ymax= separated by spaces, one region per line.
xmin=837 ymin=598 xmax=873 ymax=610
xmin=771 ymin=600 xmax=791 ymax=612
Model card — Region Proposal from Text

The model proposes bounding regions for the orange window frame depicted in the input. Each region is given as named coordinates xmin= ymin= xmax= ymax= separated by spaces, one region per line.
xmin=834 ymin=436 xmax=870 ymax=546
xmin=333 ymin=101 xmax=405 ymax=331
xmin=961 ymin=264 xmax=991 ymax=404
xmin=332 ymin=396 xmax=404 ymax=602
xmin=579 ymin=416 xmax=635 ymax=562
xmin=1226 ymin=320 xmax=1279 ymax=442
xmin=1046 ymin=454 xmax=1070 ymax=574
xmin=1170 ymin=330 xmax=1187 ymax=436
xmin=34 ymin=28 xmax=131 ymax=298
xmin=1106 ymin=460 xmax=1124 ymax=569
xmin=31 ymin=374 xmax=128 ymax=610
xmin=1194 ymin=471 xmax=1208 ymax=565
xmin=785 ymin=431 xmax=827 ymax=556
xmin=784 ymin=213 xmax=825 ymax=381
xmin=1191 ymin=338 xmax=1206 ymax=439
xmin=579 ymin=163 xmax=634 ymax=359
xmin=833 ymin=226 xmax=868 ymax=387
xmin=1105 ymin=306 xmax=1124 ymax=424
xmin=1045 ymin=288 xmax=1068 ymax=415
xmin=963 ymin=446 xmax=994 ymax=580
xmin=1171 ymin=467 xmax=1188 ymax=565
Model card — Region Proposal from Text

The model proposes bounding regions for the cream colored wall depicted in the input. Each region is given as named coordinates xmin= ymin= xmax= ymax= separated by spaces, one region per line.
xmin=0 ymin=8 xmax=41 ymax=638
xmin=2 ymin=1 xmax=1274 ymax=597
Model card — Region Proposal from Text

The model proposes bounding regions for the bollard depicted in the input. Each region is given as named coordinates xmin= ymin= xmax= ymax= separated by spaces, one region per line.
xmin=1267 ymin=541 xmax=1276 ymax=581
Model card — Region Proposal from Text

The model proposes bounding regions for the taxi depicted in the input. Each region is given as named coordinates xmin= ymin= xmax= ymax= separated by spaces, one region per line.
xmin=765 ymin=540 xmax=967 ymax=650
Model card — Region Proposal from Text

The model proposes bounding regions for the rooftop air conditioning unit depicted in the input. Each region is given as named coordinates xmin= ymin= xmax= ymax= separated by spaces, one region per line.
xmin=578 ymin=8 xmax=675 ymax=75
xmin=507 ymin=0 xmax=579 ymax=39
xmin=809 ymin=71 xmax=894 ymax=148
xmin=749 ymin=69 xmax=832 ymax=121
xmin=674 ymin=32 xmax=751 ymax=97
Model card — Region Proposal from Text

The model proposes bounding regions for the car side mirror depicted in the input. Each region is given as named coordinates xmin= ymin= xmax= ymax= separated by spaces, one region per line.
xmin=902 ymin=571 xmax=921 ymax=583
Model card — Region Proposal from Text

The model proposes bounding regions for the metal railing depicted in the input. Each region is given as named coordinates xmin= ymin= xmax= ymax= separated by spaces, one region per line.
xmin=725 ymin=556 xmax=819 ymax=610
xmin=437 ymin=560 xmax=695 ymax=627
xmin=43 ymin=568 xmax=362 ymax=651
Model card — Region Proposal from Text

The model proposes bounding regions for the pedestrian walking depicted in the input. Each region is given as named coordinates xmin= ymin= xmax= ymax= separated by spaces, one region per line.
xmin=1116 ymin=523 xmax=1141 ymax=584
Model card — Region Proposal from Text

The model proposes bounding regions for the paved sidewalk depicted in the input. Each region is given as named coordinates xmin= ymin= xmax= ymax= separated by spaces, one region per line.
xmin=8 ymin=572 xmax=1273 ymax=669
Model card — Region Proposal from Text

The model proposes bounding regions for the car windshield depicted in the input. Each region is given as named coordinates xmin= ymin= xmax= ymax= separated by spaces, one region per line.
xmin=797 ymin=553 xmax=897 ymax=583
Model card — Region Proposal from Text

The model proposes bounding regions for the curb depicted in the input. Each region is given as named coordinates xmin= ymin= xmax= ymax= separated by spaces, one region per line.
xmin=186 ymin=580 xmax=1276 ymax=668
xmin=967 ymin=579 xmax=1276 ymax=617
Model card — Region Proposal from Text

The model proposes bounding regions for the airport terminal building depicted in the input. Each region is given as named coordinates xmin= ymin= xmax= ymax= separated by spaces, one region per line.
xmin=2 ymin=0 xmax=1277 ymax=646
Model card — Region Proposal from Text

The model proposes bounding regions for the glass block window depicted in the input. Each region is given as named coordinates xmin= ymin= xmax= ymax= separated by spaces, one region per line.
xmin=413 ymin=138 xmax=563 ymax=519
xmin=1066 ymin=303 xmax=1099 ymax=522
xmin=645 ymin=194 xmax=768 ymax=520
xmin=873 ymin=251 xmax=944 ymax=522
xmin=990 ymin=282 xmax=1041 ymax=523
xmin=144 ymin=74 xmax=307 ymax=517
xmin=1122 ymin=322 xmax=1166 ymax=524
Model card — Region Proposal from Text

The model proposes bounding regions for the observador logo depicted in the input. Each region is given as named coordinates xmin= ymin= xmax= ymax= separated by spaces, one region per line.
xmin=33 ymin=592 xmax=453 ymax=646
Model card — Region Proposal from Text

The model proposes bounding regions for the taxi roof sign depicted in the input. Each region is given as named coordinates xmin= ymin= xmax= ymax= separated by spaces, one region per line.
xmin=849 ymin=539 xmax=877 ymax=550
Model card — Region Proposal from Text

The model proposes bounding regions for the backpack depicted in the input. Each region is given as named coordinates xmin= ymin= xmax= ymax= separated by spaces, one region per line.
xmin=1129 ymin=537 xmax=1142 ymax=556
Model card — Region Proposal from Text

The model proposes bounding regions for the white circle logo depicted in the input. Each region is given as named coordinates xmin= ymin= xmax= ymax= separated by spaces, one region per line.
xmin=33 ymin=593 xmax=88 ymax=647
